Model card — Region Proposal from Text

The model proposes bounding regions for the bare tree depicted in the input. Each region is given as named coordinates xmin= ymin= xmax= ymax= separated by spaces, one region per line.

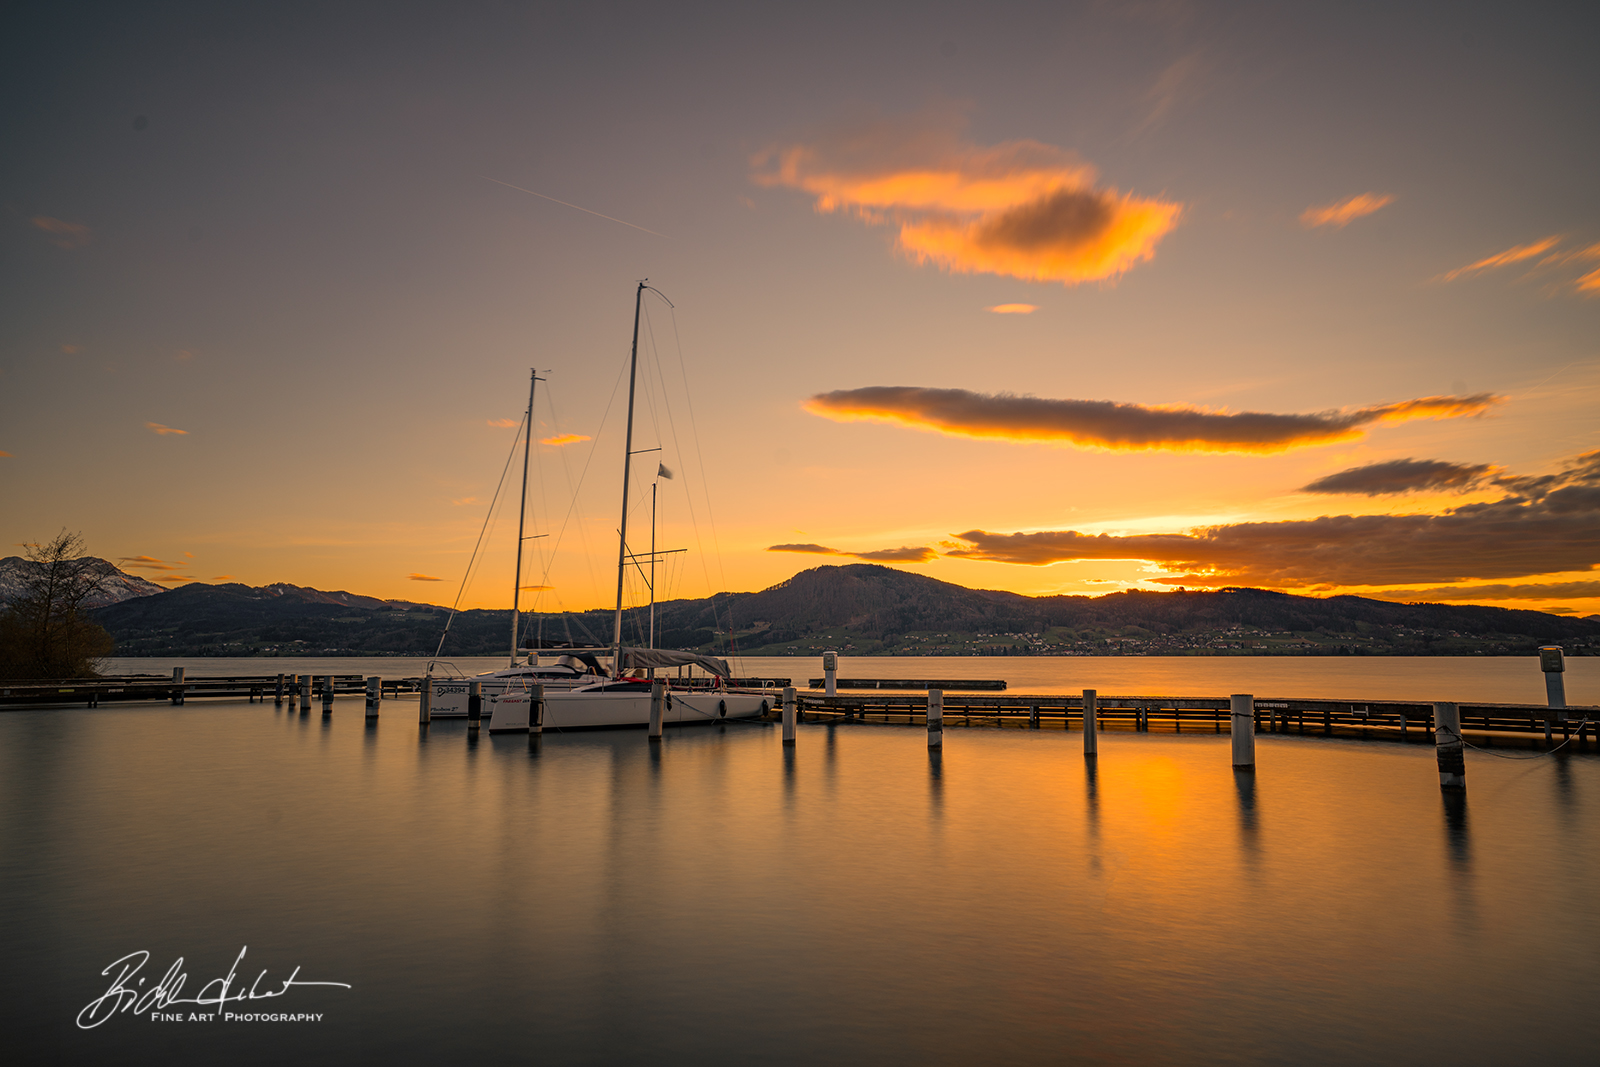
xmin=0 ymin=530 xmax=115 ymax=679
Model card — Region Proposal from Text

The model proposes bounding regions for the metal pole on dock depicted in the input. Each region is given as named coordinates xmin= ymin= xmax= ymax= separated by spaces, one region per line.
xmin=1230 ymin=694 xmax=1255 ymax=769
xmin=1540 ymin=646 xmax=1567 ymax=744
xmin=322 ymin=675 xmax=334 ymax=713
xmin=419 ymin=674 xmax=432 ymax=724
xmin=1434 ymin=701 xmax=1465 ymax=790
xmin=1082 ymin=690 xmax=1098 ymax=757
xmin=649 ymin=680 xmax=664 ymax=741
xmin=528 ymin=684 xmax=544 ymax=748
xmin=274 ymin=673 xmax=284 ymax=706
xmin=823 ymin=651 xmax=838 ymax=697
xmin=299 ymin=675 xmax=311 ymax=712
xmin=927 ymin=688 xmax=943 ymax=748
xmin=467 ymin=680 xmax=481 ymax=734
xmin=365 ymin=676 xmax=380 ymax=718
xmin=782 ymin=687 xmax=797 ymax=746
xmin=171 ymin=667 xmax=185 ymax=705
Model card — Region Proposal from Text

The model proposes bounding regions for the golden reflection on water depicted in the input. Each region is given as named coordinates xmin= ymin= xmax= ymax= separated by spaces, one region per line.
xmin=1 ymin=700 xmax=1596 ymax=1065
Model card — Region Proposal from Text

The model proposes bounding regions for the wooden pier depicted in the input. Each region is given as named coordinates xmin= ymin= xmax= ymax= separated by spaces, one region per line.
xmin=776 ymin=691 xmax=1598 ymax=745
xmin=0 ymin=674 xmax=424 ymax=708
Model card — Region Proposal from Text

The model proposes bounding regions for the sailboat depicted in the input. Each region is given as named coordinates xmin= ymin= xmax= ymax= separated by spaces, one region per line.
xmin=428 ymin=283 xmax=775 ymax=730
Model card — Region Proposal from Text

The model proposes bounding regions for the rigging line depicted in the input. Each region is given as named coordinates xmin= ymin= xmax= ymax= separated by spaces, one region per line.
xmin=535 ymin=359 xmax=630 ymax=607
xmin=432 ymin=408 xmax=526 ymax=662
xmin=539 ymin=378 xmax=602 ymax=601
xmin=664 ymin=300 xmax=740 ymax=662
xmin=641 ymin=298 xmax=713 ymax=596
xmin=484 ymin=177 xmax=671 ymax=239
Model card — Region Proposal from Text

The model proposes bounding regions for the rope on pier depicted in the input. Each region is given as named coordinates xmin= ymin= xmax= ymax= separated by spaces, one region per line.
xmin=1442 ymin=719 xmax=1594 ymax=760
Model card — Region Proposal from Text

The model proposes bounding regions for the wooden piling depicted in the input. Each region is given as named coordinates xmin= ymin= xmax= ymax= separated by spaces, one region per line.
xmin=298 ymin=674 xmax=310 ymax=712
xmin=274 ymin=673 xmax=284 ymax=706
xmin=649 ymin=679 xmax=664 ymax=741
xmin=529 ymin=684 xmax=544 ymax=741
xmin=322 ymin=675 xmax=334 ymax=713
xmin=1231 ymin=694 xmax=1255 ymax=769
xmin=170 ymin=667 xmax=185 ymax=705
xmin=927 ymin=688 xmax=943 ymax=748
xmin=365 ymin=676 xmax=380 ymax=718
xmin=1434 ymin=701 xmax=1465 ymax=790
xmin=782 ymin=687 xmax=797 ymax=746
xmin=823 ymin=651 xmax=838 ymax=696
xmin=419 ymin=674 xmax=432 ymax=724
xmin=1029 ymin=703 xmax=1039 ymax=729
xmin=1083 ymin=689 xmax=1098 ymax=757
xmin=467 ymin=681 xmax=481 ymax=733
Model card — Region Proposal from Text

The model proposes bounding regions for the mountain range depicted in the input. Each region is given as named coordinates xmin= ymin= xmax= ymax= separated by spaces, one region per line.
xmin=66 ymin=559 xmax=1600 ymax=659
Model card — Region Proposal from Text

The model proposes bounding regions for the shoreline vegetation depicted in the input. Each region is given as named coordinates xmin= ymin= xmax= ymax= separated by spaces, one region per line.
xmin=84 ymin=563 xmax=1599 ymax=661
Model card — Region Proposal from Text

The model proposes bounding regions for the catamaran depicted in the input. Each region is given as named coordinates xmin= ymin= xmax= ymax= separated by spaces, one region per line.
xmin=427 ymin=283 xmax=775 ymax=730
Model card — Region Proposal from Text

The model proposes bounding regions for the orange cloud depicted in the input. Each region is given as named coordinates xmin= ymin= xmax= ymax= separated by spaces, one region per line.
xmin=1305 ymin=195 xmax=1395 ymax=230
xmin=213 ymin=575 xmax=237 ymax=581
xmin=1299 ymin=193 xmax=1394 ymax=229
xmin=31 ymin=216 xmax=92 ymax=248
xmin=804 ymin=386 xmax=1501 ymax=453
xmin=408 ymin=573 xmax=443 ymax=581
xmin=450 ymin=496 xmax=479 ymax=507
xmin=540 ymin=433 xmax=591 ymax=446
xmin=768 ymin=543 xmax=936 ymax=563
xmin=154 ymin=575 xmax=196 ymax=583
xmin=0 ymin=451 xmax=11 ymax=458
xmin=752 ymin=110 xmax=1181 ymax=285
xmin=119 ymin=555 xmax=183 ymax=572
xmin=948 ymin=448 xmax=1600 ymax=586
xmin=1578 ymin=266 xmax=1600 ymax=294
xmin=1438 ymin=236 xmax=1561 ymax=282
xmin=519 ymin=584 xmax=554 ymax=591
xmin=145 ymin=422 xmax=188 ymax=436
xmin=986 ymin=303 xmax=1037 ymax=314
xmin=486 ymin=418 xmax=519 ymax=428
xmin=1373 ymin=581 xmax=1600 ymax=602
xmin=60 ymin=344 xmax=80 ymax=354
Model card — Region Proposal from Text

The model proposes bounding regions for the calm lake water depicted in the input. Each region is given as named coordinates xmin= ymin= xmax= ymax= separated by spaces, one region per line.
xmin=2 ymin=675 xmax=1596 ymax=1064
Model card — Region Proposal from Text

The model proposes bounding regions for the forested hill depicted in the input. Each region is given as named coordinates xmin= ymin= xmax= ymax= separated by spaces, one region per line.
xmin=90 ymin=564 xmax=1600 ymax=658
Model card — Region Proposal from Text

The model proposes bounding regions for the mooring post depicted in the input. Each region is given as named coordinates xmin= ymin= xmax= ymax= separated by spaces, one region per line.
xmin=365 ymin=677 xmax=380 ymax=718
xmin=1434 ymin=701 xmax=1465 ymax=790
xmin=1030 ymin=703 xmax=1039 ymax=729
xmin=419 ymin=674 xmax=432 ymax=724
xmin=170 ymin=666 xmax=185 ymax=705
xmin=823 ymin=651 xmax=838 ymax=697
xmin=1083 ymin=689 xmax=1098 ymax=757
xmin=649 ymin=679 xmax=665 ymax=741
xmin=529 ymin=683 xmax=544 ymax=742
xmin=299 ymin=674 xmax=311 ymax=712
xmin=1231 ymin=694 xmax=1255 ymax=769
xmin=322 ymin=675 xmax=334 ymax=713
xmin=274 ymin=673 xmax=284 ymax=706
xmin=927 ymin=688 xmax=943 ymax=748
xmin=467 ymin=680 xmax=481 ymax=733
xmin=782 ymin=686 xmax=797 ymax=746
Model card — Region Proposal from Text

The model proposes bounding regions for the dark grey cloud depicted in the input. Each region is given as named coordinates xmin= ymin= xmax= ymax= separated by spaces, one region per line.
xmin=768 ymin=543 xmax=936 ymax=563
xmin=1301 ymin=458 xmax=1494 ymax=496
xmin=805 ymin=387 xmax=1501 ymax=453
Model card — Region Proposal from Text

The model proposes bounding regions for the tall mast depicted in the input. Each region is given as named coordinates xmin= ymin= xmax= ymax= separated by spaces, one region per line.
xmin=611 ymin=282 xmax=646 ymax=673
xmin=649 ymin=480 xmax=657 ymax=654
xmin=511 ymin=369 xmax=540 ymax=667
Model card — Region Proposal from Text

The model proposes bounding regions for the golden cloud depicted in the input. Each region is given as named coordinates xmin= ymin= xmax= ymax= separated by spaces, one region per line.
xmin=1438 ymin=236 xmax=1561 ymax=282
xmin=450 ymin=496 xmax=479 ymax=507
xmin=1579 ymin=266 xmax=1600 ymax=294
xmin=752 ymin=111 xmax=1181 ymax=285
xmin=1299 ymin=193 xmax=1394 ymax=229
xmin=486 ymin=418 xmax=519 ymax=428
xmin=1373 ymin=581 xmax=1600 ymax=602
xmin=0 ymin=451 xmax=11 ymax=458
xmin=213 ymin=575 xmax=237 ymax=581
xmin=408 ymin=573 xmax=443 ymax=581
xmin=947 ymin=449 xmax=1600 ymax=586
xmin=768 ymin=542 xmax=936 ymax=563
xmin=31 ymin=216 xmax=92 ymax=249
xmin=540 ymin=433 xmax=592 ymax=447
xmin=155 ymin=575 xmax=196 ymax=583
xmin=119 ymin=555 xmax=182 ymax=572
xmin=145 ymin=422 xmax=188 ymax=436
xmin=1301 ymin=458 xmax=1495 ymax=496
xmin=986 ymin=303 xmax=1037 ymax=314
xmin=805 ymin=386 xmax=1501 ymax=453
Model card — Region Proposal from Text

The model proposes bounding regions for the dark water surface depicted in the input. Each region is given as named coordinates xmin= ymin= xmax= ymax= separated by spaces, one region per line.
xmin=2 ymin=699 xmax=1596 ymax=1065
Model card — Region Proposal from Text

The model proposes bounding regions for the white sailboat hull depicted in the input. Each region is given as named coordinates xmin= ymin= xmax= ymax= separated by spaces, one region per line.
xmin=484 ymin=687 xmax=773 ymax=732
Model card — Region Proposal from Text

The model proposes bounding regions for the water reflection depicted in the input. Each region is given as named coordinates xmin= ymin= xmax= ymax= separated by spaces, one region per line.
xmin=1084 ymin=758 xmax=1101 ymax=877
xmin=1440 ymin=790 xmax=1471 ymax=870
xmin=1233 ymin=769 xmax=1260 ymax=866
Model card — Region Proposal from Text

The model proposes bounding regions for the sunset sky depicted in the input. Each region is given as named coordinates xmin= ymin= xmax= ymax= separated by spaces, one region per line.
xmin=3 ymin=1 xmax=1598 ymax=617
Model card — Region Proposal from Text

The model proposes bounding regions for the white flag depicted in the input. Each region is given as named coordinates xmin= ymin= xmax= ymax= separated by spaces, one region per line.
xmin=658 ymin=463 xmax=674 ymax=480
